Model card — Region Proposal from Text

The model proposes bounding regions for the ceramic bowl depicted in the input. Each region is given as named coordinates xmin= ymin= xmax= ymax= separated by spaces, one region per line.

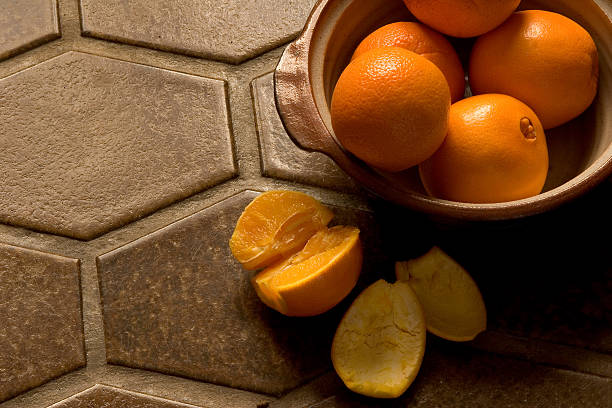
xmin=274 ymin=0 xmax=612 ymax=220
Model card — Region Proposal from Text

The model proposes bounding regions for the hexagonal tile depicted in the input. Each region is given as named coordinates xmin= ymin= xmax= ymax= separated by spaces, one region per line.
xmin=0 ymin=0 xmax=60 ymax=60
xmin=252 ymin=73 xmax=360 ymax=192
xmin=0 ymin=51 xmax=236 ymax=240
xmin=79 ymin=0 xmax=317 ymax=63
xmin=47 ymin=384 xmax=202 ymax=407
xmin=0 ymin=242 xmax=85 ymax=403
xmin=96 ymin=190 xmax=390 ymax=395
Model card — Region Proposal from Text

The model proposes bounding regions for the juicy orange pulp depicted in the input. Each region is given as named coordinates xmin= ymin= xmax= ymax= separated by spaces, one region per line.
xmin=229 ymin=190 xmax=363 ymax=317
xmin=253 ymin=225 xmax=362 ymax=317
xmin=229 ymin=190 xmax=333 ymax=271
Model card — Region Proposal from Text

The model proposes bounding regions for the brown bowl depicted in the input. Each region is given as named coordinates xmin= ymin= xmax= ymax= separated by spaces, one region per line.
xmin=274 ymin=0 xmax=612 ymax=220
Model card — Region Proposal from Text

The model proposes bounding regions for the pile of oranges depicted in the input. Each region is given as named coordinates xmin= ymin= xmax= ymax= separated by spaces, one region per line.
xmin=331 ymin=0 xmax=600 ymax=203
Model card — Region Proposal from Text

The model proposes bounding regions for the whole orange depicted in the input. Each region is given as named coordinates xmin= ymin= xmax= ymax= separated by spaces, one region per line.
xmin=419 ymin=94 xmax=549 ymax=203
xmin=331 ymin=47 xmax=450 ymax=172
xmin=402 ymin=0 xmax=521 ymax=38
xmin=469 ymin=10 xmax=599 ymax=129
xmin=352 ymin=22 xmax=465 ymax=102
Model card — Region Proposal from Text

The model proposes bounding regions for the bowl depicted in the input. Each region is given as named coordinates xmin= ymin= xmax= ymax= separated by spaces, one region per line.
xmin=274 ymin=0 xmax=612 ymax=220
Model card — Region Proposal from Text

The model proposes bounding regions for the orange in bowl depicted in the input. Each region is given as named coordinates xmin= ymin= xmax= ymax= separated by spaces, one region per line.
xmin=419 ymin=94 xmax=549 ymax=203
xmin=331 ymin=46 xmax=451 ymax=172
xmin=402 ymin=0 xmax=521 ymax=38
xmin=274 ymin=0 xmax=612 ymax=220
xmin=351 ymin=21 xmax=465 ymax=102
xmin=469 ymin=9 xmax=600 ymax=129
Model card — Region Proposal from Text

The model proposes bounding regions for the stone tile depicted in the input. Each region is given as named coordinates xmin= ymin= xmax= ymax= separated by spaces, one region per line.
xmin=0 ymin=242 xmax=85 ymax=402
xmin=47 ymin=384 xmax=202 ymax=407
xmin=370 ymin=180 xmax=612 ymax=356
xmin=0 ymin=51 xmax=236 ymax=240
xmin=272 ymin=339 xmax=612 ymax=408
xmin=252 ymin=73 xmax=360 ymax=193
xmin=79 ymin=0 xmax=317 ymax=64
xmin=96 ymin=190 xmax=390 ymax=396
xmin=0 ymin=0 xmax=60 ymax=60
xmin=470 ymin=331 xmax=612 ymax=378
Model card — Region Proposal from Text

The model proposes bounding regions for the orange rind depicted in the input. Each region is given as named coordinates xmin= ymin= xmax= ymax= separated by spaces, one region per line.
xmin=396 ymin=247 xmax=487 ymax=342
xmin=331 ymin=279 xmax=426 ymax=398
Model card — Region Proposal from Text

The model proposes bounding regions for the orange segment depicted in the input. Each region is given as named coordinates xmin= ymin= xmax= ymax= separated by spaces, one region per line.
xmin=252 ymin=225 xmax=362 ymax=317
xmin=229 ymin=190 xmax=333 ymax=270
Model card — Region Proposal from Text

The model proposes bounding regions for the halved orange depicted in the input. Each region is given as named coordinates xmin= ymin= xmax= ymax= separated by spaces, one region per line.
xmin=229 ymin=190 xmax=333 ymax=270
xmin=252 ymin=225 xmax=362 ymax=317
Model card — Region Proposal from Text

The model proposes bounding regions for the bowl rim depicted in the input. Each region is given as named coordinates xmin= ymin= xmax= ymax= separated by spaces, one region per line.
xmin=274 ymin=0 xmax=612 ymax=220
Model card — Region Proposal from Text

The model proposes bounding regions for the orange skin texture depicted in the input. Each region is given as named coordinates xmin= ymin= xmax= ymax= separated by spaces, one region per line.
xmin=403 ymin=0 xmax=521 ymax=38
xmin=419 ymin=94 xmax=549 ymax=203
xmin=469 ymin=10 xmax=599 ymax=129
xmin=331 ymin=47 xmax=450 ymax=173
xmin=351 ymin=22 xmax=465 ymax=102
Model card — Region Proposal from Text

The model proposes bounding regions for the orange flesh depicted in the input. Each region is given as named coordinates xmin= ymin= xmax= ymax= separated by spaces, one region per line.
xmin=257 ymin=226 xmax=358 ymax=288
xmin=229 ymin=190 xmax=333 ymax=270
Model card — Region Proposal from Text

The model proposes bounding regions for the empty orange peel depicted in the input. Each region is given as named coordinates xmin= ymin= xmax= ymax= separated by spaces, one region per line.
xmin=395 ymin=246 xmax=487 ymax=342
xmin=252 ymin=225 xmax=362 ymax=317
xmin=331 ymin=279 xmax=426 ymax=398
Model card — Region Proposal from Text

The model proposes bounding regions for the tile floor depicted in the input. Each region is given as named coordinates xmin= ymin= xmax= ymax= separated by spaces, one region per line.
xmin=0 ymin=0 xmax=610 ymax=407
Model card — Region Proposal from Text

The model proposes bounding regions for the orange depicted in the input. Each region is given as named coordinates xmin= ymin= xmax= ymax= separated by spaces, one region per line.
xmin=331 ymin=47 xmax=450 ymax=172
xmin=469 ymin=10 xmax=599 ymax=129
xmin=351 ymin=22 xmax=465 ymax=102
xmin=252 ymin=225 xmax=362 ymax=317
xmin=402 ymin=0 xmax=521 ymax=38
xmin=229 ymin=190 xmax=333 ymax=270
xmin=418 ymin=94 xmax=549 ymax=203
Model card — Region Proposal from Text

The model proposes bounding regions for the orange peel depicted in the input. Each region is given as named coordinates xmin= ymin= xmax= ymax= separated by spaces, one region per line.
xmin=396 ymin=246 xmax=487 ymax=341
xmin=331 ymin=279 xmax=426 ymax=398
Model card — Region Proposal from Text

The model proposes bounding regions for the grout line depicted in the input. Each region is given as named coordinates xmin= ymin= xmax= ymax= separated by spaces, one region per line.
xmin=469 ymin=330 xmax=612 ymax=379
xmin=77 ymin=257 xmax=108 ymax=368
xmin=96 ymin=365 xmax=276 ymax=408
xmin=56 ymin=0 xmax=84 ymax=40
xmin=0 ymin=368 xmax=96 ymax=408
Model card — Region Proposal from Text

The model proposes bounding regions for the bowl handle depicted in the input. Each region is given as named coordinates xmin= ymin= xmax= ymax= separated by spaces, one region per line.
xmin=274 ymin=37 xmax=339 ymax=156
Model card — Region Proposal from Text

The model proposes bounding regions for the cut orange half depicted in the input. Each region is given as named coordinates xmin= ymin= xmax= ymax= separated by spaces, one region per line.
xmin=229 ymin=190 xmax=334 ymax=270
xmin=252 ymin=225 xmax=362 ymax=317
